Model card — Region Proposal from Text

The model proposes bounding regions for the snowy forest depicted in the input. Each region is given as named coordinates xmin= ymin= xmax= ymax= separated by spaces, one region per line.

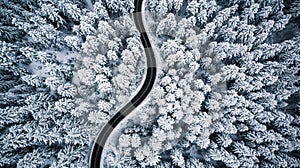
xmin=0 ymin=0 xmax=300 ymax=168
xmin=0 ymin=0 xmax=145 ymax=167
xmin=103 ymin=0 xmax=300 ymax=167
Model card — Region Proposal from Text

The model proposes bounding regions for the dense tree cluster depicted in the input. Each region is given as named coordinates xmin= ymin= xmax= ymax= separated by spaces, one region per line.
xmin=0 ymin=0 xmax=141 ymax=167
xmin=1 ymin=0 xmax=300 ymax=167
xmin=104 ymin=0 xmax=300 ymax=167
xmin=74 ymin=16 xmax=145 ymax=124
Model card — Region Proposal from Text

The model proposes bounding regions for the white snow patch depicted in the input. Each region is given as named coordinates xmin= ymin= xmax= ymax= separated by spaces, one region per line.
xmin=55 ymin=50 xmax=79 ymax=64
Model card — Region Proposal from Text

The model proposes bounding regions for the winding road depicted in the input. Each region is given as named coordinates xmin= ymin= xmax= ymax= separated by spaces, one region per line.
xmin=89 ymin=0 xmax=157 ymax=167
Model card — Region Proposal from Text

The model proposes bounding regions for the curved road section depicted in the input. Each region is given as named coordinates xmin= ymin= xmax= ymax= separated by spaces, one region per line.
xmin=89 ymin=0 xmax=157 ymax=167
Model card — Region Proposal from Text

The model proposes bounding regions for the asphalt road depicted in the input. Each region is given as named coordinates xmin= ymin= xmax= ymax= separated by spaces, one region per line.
xmin=89 ymin=0 xmax=157 ymax=167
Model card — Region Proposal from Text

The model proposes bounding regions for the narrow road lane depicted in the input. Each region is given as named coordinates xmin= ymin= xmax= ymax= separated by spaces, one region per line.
xmin=89 ymin=0 xmax=157 ymax=167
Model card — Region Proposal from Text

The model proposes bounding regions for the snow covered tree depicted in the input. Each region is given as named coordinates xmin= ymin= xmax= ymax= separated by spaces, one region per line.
xmin=0 ymin=0 xmax=142 ymax=167
xmin=156 ymin=13 xmax=177 ymax=37
xmin=105 ymin=0 xmax=134 ymax=18
xmin=103 ymin=1 xmax=300 ymax=167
